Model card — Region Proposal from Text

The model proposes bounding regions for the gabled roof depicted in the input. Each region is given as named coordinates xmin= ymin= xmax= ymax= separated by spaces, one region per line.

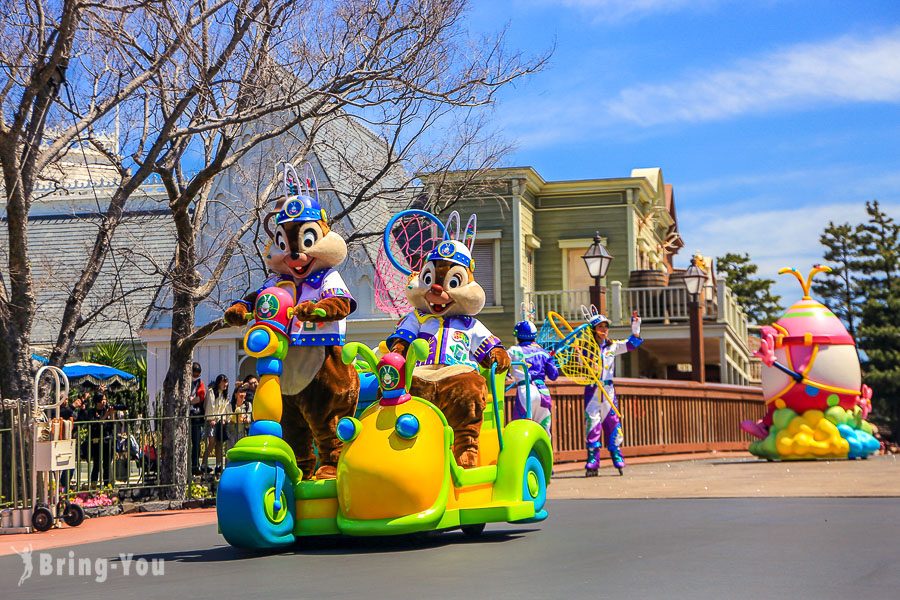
xmin=301 ymin=112 xmax=413 ymax=266
xmin=0 ymin=210 xmax=177 ymax=346
xmin=142 ymin=109 xmax=415 ymax=331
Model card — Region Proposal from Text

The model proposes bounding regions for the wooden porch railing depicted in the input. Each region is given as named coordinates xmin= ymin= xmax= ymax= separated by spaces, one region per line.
xmin=525 ymin=289 xmax=591 ymax=323
xmin=505 ymin=378 xmax=764 ymax=463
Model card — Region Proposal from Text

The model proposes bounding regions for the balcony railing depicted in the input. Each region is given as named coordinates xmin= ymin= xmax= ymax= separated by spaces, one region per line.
xmin=525 ymin=280 xmax=749 ymax=340
xmin=506 ymin=378 xmax=764 ymax=462
xmin=526 ymin=289 xmax=590 ymax=324
xmin=623 ymin=286 xmax=690 ymax=323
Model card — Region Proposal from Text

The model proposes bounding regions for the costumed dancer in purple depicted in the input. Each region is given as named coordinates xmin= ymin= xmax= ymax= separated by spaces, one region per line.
xmin=584 ymin=307 xmax=642 ymax=477
xmin=508 ymin=303 xmax=559 ymax=434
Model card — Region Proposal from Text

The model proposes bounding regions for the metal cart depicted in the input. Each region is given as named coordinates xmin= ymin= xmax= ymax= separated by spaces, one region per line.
xmin=28 ymin=366 xmax=85 ymax=532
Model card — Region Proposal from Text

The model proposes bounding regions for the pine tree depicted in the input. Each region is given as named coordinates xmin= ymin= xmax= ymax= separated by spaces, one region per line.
xmin=854 ymin=201 xmax=900 ymax=439
xmin=714 ymin=253 xmax=783 ymax=324
xmin=855 ymin=200 xmax=900 ymax=299
xmin=811 ymin=222 xmax=862 ymax=337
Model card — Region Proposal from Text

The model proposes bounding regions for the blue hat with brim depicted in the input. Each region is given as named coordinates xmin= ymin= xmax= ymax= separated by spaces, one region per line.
xmin=427 ymin=239 xmax=473 ymax=270
xmin=276 ymin=194 xmax=326 ymax=225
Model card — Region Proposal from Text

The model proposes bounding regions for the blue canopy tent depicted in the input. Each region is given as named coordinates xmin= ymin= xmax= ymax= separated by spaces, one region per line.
xmin=63 ymin=362 xmax=136 ymax=388
xmin=32 ymin=355 xmax=136 ymax=388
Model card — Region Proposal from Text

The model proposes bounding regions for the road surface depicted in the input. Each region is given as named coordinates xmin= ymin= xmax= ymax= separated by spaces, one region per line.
xmin=3 ymin=497 xmax=898 ymax=600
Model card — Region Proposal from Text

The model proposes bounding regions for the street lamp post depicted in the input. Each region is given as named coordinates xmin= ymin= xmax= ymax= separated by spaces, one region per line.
xmin=581 ymin=231 xmax=613 ymax=315
xmin=682 ymin=257 xmax=707 ymax=383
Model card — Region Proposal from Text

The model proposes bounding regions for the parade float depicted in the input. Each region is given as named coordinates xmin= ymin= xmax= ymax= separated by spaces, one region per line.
xmin=741 ymin=265 xmax=880 ymax=460
xmin=216 ymin=203 xmax=552 ymax=549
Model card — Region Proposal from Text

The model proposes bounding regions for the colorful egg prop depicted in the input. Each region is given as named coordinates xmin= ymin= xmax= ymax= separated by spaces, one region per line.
xmin=749 ymin=266 xmax=878 ymax=460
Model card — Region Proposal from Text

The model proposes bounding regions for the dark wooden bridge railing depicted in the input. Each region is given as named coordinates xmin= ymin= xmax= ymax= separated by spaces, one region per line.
xmin=505 ymin=378 xmax=765 ymax=463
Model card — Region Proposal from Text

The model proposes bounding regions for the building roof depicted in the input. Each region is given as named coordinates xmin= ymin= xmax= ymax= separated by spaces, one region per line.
xmin=0 ymin=210 xmax=177 ymax=347
xmin=301 ymin=112 xmax=413 ymax=264
xmin=142 ymin=109 xmax=415 ymax=331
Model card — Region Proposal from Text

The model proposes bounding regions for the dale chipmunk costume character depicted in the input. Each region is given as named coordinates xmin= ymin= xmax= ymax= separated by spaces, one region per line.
xmin=224 ymin=162 xmax=358 ymax=480
xmin=386 ymin=212 xmax=511 ymax=468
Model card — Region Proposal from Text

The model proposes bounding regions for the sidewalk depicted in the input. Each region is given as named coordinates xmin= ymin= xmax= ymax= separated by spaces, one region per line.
xmin=553 ymin=450 xmax=751 ymax=472
xmin=0 ymin=508 xmax=218 ymax=556
xmin=3 ymin=453 xmax=897 ymax=553
xmin=549 ymin=453 xmax=900 ymax=499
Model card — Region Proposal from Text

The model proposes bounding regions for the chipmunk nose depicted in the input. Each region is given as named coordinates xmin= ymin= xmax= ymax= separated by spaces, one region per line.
xmin=430 ymin=284 xmax=444 ymax=294
xmin=291 ymin=251 xmax=300 ymax=260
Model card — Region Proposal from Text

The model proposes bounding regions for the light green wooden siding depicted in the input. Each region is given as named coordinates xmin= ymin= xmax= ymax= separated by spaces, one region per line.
xmin=533 ymin=202 xmax=632 ymax=291
xmin=519 ymin=198 xmax=535 ymax=293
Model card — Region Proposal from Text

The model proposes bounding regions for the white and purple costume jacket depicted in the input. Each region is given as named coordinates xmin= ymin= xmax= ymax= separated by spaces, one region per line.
xmin=387 ymin=310 xmax=502 ymax=370
xmin=242 ymin=268 xmax=356 ymax=346
xmin=508 ymin=342 xmax=559 ymax=433
xmin=585 ymin=334 xmax=642 ymax=457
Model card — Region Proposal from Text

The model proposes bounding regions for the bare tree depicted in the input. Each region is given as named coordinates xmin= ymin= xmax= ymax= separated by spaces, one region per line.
xmin=0 ymin=0 xmax=232 ymax=405
xmin=135 ymin=0 xmax=545 ymax=497
xmin=1 ymin=0 xmax=545 ymax=497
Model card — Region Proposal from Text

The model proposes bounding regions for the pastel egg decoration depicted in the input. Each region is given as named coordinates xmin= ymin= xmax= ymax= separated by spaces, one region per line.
xmin=748 ymin=265 xmax=879 ymax=460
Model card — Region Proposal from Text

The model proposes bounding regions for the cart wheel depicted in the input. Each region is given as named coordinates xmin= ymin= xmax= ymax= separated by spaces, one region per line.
xmin=63 ymin=502 xmax=85 ymax=527
xmin=216 ymin=460 xmax=295 ymax=549
xmin=32 ymin=506 xmax=54 ymax=532
xmin=461 ymin=523 xmax=486 ymax=537
xmin=522 ymin=452 xmax=547 ymax=512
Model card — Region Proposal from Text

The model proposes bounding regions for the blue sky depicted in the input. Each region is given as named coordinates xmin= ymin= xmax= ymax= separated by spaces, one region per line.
xmin=467 ymin=0 xmax=900 ymax=304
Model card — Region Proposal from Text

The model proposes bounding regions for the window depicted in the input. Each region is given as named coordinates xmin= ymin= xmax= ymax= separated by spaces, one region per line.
xmin=472 ymin=240 xmax=499 ymax=306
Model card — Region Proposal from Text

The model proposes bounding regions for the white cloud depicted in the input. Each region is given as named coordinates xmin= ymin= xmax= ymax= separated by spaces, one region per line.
xmin=608 ymin=29 xmax=900 ymax=126
xmin=676 ymin=199 xmax=900 ymax=302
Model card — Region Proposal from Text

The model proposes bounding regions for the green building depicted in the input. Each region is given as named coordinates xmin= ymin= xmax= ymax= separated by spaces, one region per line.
xmin=348 ymin=166 xmax=752 ymax=386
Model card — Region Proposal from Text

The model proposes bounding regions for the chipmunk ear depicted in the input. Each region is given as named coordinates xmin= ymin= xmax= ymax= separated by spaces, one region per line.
xmin=444 ymin=210 xmax=461 ymax=241
xmin=263 ymin=195 xmax=287 ymax=238
xmin=463 ymin=214 xmax=477 ymax=251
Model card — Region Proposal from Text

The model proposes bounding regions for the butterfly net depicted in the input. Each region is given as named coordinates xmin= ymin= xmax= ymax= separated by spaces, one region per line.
xmin=375 ymin=213 xmax=444 ymax=316
xmin=536 ymin=316 xmax=565 ymax=355
xmin=554 ymin=326 xmax=602 ymax=386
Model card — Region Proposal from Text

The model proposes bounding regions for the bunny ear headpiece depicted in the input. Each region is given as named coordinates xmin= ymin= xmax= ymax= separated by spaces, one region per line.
xmin=519 ymin=302 xmax=536 ymax=323
xmin=514 ymin=301 xmax=538 ymax=341
xmin=581 ymin=304 xmax=609 ymax=327
xmin=426 ymin=211 xmax=477 ymax=271
xmin=275 ymin=161 xmax=326 ymax=226
xmin=463 ymin=214 xmax=477 ymax=251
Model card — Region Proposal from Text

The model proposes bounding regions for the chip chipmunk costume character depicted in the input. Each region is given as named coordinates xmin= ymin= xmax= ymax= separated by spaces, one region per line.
xmin=223 ymin=162 xmax=359 ymax=480
xmin=583 ymin=305 xmax=642 ymax=476
xmin=386 ymin=212 xmax=511 ymax=468
xmin=509 ymin=303 xmax=559 ymax=434
xmin=740 ymin=265 xmax=879 ymax=460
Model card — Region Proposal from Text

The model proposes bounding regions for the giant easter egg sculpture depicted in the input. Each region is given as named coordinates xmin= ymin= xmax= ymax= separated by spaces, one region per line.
xmin=743 ymin=265 xmax=880 ymax=460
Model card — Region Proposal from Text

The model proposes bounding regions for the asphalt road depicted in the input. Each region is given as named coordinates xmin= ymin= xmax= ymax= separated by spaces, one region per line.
xmin=3 ymin=498 xmax=899 ymax=600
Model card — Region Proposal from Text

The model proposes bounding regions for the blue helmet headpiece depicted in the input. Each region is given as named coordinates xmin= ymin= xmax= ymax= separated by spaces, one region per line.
xmin=425 ymin=211 xmax=477 ymax=271
xmin=427 ymin=239 xmax=473 ymax=270
xmin=275 ymin=162 xmax=327 ymax=225
xmin=514 ymin=302 xmax=538 ymax=341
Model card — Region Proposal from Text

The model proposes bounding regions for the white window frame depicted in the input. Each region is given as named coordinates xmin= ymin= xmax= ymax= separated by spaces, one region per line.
xmin=475 ymin=229 xmax=502 ymax=308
